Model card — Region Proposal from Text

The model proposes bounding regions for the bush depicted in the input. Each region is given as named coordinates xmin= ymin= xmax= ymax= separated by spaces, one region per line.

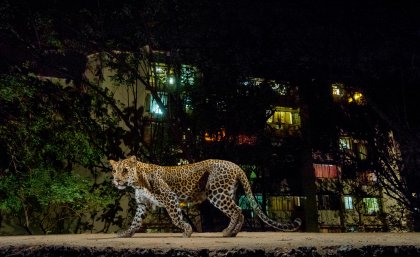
xmin=0 ymin=74 xmax=116 ymax=234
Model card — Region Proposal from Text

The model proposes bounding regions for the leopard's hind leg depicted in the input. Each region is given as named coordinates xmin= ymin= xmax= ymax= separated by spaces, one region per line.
xmin=207 ymin=191 xmax=244 ymax=237
xmin=206 ymin=176 xmax=244 ymax=237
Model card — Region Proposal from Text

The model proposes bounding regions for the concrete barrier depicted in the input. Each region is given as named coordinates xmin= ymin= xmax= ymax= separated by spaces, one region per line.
xmin=1 ymin=232 xmax=420 ymax=257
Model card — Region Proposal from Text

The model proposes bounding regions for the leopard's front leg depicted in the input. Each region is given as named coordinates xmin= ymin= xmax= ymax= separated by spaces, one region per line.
xmin=150 ymin=174 xmax=192 ymax=238
xmin=117 ymin=189 xmax=151 ymax=238
xmin=156 ymin=191 xmax=192 ymax=238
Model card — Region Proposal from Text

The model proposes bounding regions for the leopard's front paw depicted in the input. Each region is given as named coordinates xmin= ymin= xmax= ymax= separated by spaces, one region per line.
xmin=222 ymin=228 xmax=234 ymax=237
xmin=117 ymin=230 xmax=135 ymax=238
xmin=182 ymin=224 xmax=193 ymax=238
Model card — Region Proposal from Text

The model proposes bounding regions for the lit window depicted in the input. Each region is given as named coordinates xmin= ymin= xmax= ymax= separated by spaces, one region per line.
xmin=155 ymin=66 xmax=163 ymax=73
xmin=340 ymin=137 xmax=368 ymax=160
xmin=180 ymin=65 xmax=197 ymax=86
xmin=348 ymin=92 xmax=366 ymax=105
xmin=204 ymin=128 xmax=226 ymax=142
xmin=343 ymin=196 xmax=353 ymax=210
xmin=266 ymin=107 xmax=301 ymax=134
xmin=168 ymin=76 xmax=175 ymax=85
xmin=332 ymin=84 xmax=342 ymax=96
xmin=355 ymin=140 xmax=368 ymax=160
xmin=331 ymin=83 xmax=344 ymax=100
xmin=268 ymin=196 xmax=301 ymax=211
xmin=150 ymin=63 xmax=175 ymax=88
xmin=238 ymin=194 xmax=264 ymax=212
xmin=339 ymin=137 xmax=352 ymax=151
xmin=363 ymin=197 xmax=380 ymax=215
xmin=248 ymin=77 xmax=264 ymax=86
xmin=354 ymin=92 xmax=363 ymax=101
xmin=150 ymin=92 xmax=167 ymax=115
xmin=184 ymin=96 xmax=193 ymax=113
xmin=313 ymin=164 xmax=340 ymax=179
xmin=282 ymin=112 xmax=293 ymax=124
xmin=237 ymin=134 xmax=257 ymax=145
xmin=268 ymin=111 xmax=292 ymax=124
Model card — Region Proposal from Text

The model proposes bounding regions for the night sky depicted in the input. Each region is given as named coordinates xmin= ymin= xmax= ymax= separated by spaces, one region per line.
xmin=1 ymin=0 xmax=420 ymax=126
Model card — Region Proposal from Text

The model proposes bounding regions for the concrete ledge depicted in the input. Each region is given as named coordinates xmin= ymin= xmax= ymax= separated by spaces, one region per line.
xmin=1 ymin=245 xmax=420 ymax=257
xmin=1 ymin=232 xmax=420 ymax=257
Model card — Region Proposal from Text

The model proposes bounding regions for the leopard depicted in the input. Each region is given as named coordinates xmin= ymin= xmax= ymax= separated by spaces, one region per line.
xmin=109 ymin=156 xmax=302 ymax=238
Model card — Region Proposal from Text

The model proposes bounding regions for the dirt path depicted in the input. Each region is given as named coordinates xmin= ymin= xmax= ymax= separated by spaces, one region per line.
xmin=1 ymin=232 xmax=420 ymax=251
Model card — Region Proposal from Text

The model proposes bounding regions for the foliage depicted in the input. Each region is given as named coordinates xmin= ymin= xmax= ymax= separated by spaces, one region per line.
xmin=370 ymin=127 xmax=420 ymax=230
xmin=0 ymin=74 xmax=116 ymax=234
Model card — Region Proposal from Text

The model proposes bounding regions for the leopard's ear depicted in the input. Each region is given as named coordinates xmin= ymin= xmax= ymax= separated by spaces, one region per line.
xmin=128 ymin=155 xmax=137 ymax=162
xmin=109 ymin=160 xmax=117 ymax=167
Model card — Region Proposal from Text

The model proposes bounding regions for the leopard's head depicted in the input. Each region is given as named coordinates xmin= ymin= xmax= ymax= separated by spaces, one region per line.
xmin=109 ymin=156 xmax=137 ymax=190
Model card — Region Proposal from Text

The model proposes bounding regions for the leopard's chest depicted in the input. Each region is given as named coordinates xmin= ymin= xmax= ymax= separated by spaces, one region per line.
xmin=135 ymin=188 xmax=163 ymax=208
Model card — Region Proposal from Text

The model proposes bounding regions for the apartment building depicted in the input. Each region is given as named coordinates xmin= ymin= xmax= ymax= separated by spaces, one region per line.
xmin=37 ymin=47 xmax=409 ymax=233
xmin=214 ymin=79 xmax=408 ymax=232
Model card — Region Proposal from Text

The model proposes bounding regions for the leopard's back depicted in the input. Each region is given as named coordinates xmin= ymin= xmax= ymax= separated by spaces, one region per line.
xmin=156 ymin=159 xmax=237 ymax=200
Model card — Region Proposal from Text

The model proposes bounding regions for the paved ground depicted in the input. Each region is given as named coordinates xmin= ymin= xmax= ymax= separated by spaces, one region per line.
xmin=1 ymin=232 xmax=420 ymax=251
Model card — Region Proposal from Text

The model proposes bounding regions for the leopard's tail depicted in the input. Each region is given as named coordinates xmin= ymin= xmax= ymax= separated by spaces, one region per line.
xmin=237 ymin=168 xmax=302 ymax=231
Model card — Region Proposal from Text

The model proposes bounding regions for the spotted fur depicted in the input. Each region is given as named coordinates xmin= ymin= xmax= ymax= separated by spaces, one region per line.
xmin=109 ymin=156 xmax=301 ymax=238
